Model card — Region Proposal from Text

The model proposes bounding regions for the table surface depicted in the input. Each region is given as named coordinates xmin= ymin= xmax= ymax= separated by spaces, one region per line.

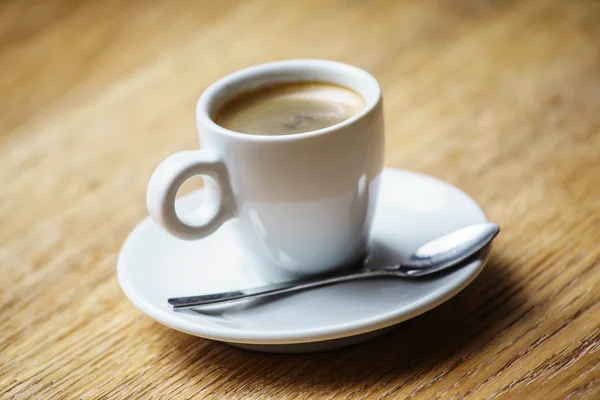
xmin=2 ymin=0 xmax=600 ymax=398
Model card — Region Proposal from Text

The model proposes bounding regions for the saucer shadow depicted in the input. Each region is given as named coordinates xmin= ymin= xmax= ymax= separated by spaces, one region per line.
xmin=160 ymin=253 xmax=527 ymax=393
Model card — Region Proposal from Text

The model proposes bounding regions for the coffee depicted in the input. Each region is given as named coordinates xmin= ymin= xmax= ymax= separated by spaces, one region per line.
xmin=214 ymin=82 xmax=365 ymax=135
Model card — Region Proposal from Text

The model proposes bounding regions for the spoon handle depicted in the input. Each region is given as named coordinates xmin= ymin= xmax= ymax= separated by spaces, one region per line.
xmin=168 ymin=269 xmax=395 ymax=310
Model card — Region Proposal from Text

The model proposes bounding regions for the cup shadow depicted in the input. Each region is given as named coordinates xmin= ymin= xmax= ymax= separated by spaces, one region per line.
xmin=159 ymin=253 xmax=526 ymax=393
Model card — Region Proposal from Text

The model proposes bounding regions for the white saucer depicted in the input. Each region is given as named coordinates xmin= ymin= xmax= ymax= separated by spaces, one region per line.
xmin=118 ymin=168 xmax=491 ymax=353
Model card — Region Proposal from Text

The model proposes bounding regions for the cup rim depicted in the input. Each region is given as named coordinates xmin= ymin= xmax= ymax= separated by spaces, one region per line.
xmin=196 ymin=59 xmax=382 ymax=142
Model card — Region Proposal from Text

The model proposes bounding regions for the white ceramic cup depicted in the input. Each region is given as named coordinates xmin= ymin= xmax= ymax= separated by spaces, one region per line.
xmin=147 ymin=59 xmax=384 ymax=278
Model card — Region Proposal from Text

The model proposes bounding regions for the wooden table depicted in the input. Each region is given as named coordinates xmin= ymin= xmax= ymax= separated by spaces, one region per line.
xmin=2 ymin=0 xmax=599 ymax=398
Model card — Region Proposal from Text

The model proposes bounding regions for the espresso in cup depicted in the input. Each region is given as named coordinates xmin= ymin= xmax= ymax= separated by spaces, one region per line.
xmin=214 ymin=82 xmax=366 ymax=135
xmin=147 ymin=60 xmax=384 ymax=279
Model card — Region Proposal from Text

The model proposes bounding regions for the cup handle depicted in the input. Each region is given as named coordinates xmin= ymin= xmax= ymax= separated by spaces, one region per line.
xmin=146 ymin=150 xmax=235 ymax=240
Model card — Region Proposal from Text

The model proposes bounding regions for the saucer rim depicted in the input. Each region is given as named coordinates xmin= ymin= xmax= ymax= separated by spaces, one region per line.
xmin=118 ymin=168 xmax=489 ymax=345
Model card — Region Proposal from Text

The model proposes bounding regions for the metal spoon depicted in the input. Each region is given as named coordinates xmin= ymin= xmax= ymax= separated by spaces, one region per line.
xmin=168 ymin=222 xmax=499 ymax=310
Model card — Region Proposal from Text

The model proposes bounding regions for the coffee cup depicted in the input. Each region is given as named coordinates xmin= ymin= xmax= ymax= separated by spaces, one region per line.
xmin=147 ymin=59 xmax=384 ymax=278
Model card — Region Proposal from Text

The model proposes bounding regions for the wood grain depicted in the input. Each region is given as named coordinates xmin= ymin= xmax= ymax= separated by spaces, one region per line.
xmin=1 ymin=0 xmax=599 ymax=398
